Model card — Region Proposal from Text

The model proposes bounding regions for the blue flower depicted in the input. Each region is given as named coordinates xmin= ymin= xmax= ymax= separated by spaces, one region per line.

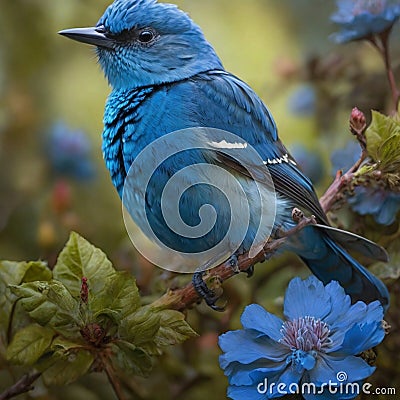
xmin=46 ymin=121 xmax=95 ymax=181
xmin=330 ymin=141 xmax=361 ymax=176
xmin=288 ymin=84 xmax=316 ymax=117
xmin=331 ymin=0 xmax=400 ymax=43
xmin=348 ymin=185 xmax=400 ymax=225
xmin=290 ymin=144 xmax=325 ymax=185
xmin=219 ymin=276 xmax=385 ymax=400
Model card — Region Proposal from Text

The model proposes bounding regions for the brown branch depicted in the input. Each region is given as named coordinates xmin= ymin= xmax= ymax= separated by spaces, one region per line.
xmin=319 ymin=165 xmax=359 ymax=214
xmin=104 ymin=363 xmax=127 ymax=400
xmin=153 ymin=211 xmax=316 ymax=311
xmin=0 ymin=372 xmax=41 ymax=400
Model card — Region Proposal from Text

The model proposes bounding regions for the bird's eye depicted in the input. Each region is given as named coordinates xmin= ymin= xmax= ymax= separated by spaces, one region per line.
xmin=138 ymin=29 xmax=155 ymax=44
xmin=138 ymin=30 xmax=155 ymax=43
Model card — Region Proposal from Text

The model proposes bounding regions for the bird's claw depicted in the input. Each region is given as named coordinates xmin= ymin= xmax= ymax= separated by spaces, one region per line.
xmin=244 ymin=265 xmax=255 ymax=278
xmin=229 ymin=254 xmax=254 ymax=277
xmin=192 ymin=255 xmax=253 ymax=311
xmin=192 ymin=271 xmax=225 ymax=311
xmin=229 ymin=254 xmax=240 ymax=274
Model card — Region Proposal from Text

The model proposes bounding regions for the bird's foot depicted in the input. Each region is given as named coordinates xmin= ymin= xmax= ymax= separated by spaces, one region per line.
xmin=244 ymin=264 xmax=255 ymax=278
xmin=229 ymin=254 xmax=254 ymax=277
xmin=229 ymin=254 xmax=240 ymax=274
xmin=192 ymin=270 xmax=225 ymax=311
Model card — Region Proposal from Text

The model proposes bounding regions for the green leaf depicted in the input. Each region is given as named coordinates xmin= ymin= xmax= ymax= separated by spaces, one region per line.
xmin=119 ymin=306 xmax=161 ymax=347
xmin=154 ymin=309 xmax=198 ymax=346
xmin=9 ymin=280 xmax=81 ymax=337
xmin=111 ymin=340 xmax=153 ymax=377
xmin=120 ymin=307 xmax=196 ymax=355
xmin=0 ymin=260 xmax=51 ymax=287
xmin=91 ymin=272 xmax=140 ymax=321
xmin=53 ymin=232 xmax=116 ymax=298
xmin=22 ymin=261 xmax=52 ymax=282
xmin=366 ymin=110 xmax=400 ymax=171
xmin=6 ymin=324 xmax=54 ymax=365
xmin=42 ymin=349 xmax=94 ymax=386
xmin=51 ymin=336 xmax=85 ymax=351
xmin=0 ymin=261 xmax=52 ymax=350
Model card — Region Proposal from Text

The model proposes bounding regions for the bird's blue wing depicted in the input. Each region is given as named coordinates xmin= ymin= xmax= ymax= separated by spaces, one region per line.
xmin=190 ymin=72 xmax=387 ymax=260
xmin=188 ymin=70 xmax=328 ymax=224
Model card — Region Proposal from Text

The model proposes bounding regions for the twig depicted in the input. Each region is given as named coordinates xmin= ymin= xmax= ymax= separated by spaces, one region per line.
xmin=153 ymin=212 xmax=316 ymax=311
xmin=319 ymin=166 xmax=359 ymax=214
xmin=0 ymin=372 xmax=41 ymax=400
xmin=103 ymin=362 xmax=127 ymax=400
xmin=368 ymin=31 xmax=400 ymax=112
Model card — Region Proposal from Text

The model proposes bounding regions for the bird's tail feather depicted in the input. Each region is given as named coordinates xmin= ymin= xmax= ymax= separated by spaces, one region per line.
xmin=294 ymin=227 xmax=389 ymax=309
xmin=313 ymin=223 xmax=388 ymax=262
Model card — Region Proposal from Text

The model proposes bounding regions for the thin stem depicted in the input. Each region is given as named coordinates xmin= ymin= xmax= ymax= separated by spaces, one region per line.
xmin=380 ymin=31 xmax=400 ymax=111
xmin=0 ymin=372 xmax=41 ymax=400
xmin=319 ymin=149 xmax=367 ymax=213
xmin=104 ymin=363 xmax=127 ymax=400
xmin=369 ymin=32 xmax=400 ymax=112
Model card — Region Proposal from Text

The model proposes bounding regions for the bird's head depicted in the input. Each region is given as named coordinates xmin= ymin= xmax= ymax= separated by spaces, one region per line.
xmin=59 ymin=0 xmax=223 ymax=90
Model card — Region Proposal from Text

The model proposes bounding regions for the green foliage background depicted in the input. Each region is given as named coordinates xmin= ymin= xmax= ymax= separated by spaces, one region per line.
xmin=0 ymin=1 xmax=399 ymax=399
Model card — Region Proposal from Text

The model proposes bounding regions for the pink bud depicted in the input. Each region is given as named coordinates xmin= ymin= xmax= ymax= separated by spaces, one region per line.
xmin=350 ymin=107 xmax=367 ymax=134
xmin=81 ymin=277 xmax=89 ymax=304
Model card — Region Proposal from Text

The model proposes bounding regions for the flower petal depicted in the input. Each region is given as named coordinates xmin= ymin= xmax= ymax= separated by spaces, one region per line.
xmin=336 ymin=321 xmax=385 ymax=356
xmin=323 ymin=280 xmax=351 ymax=325
xmin=308 ymin=355 xmax=375 ymax=386
xmin=330 ymin=0 xmax=400 ymax=43
xmin=266 ymin=366 xmax=303 ymax=397
xmin=303 ymin=382 xmax=364 ymax=400
xmin=225 ymin=361 xmax=287 ymax=386
xmin=219 ymin=330 xmax=289 ymax=367
xmin=284 ymin=276 xmax=331 ymax=320
xmin=329 ymin=299 xmax=384 ymax=343
xmin=241 ymin=304 xmax=284 ymax=341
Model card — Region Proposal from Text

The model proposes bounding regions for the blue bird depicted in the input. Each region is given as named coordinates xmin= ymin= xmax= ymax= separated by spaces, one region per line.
xmin=59 ymin=0 xmax=389 ymax=310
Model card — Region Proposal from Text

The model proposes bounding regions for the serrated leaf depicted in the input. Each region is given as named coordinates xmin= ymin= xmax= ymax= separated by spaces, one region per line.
xmin=91 ymin=272 xmax=140 ymax=321
xmin=0 ymin=261 xmax=51 ymax=288
xmin=53 ymin=232 xmax=116 ymax=298
xmin=0 ymin=261 xmax=52 ymax=350
xmin=22 ymin=261 xmax=52 ymax=282
xmin=9 ymin=280 xmax=81 ymax=337
xmin=42 ymin=349 xmax=94 ymax=386
xmin=119 ymin=306 xmax=160 ymax=347
xmin=111 ymin=340 xmax=153 ymax=377
xmin=154 ymin=309 xmax=198 ymax=346
xmin=6 ymin=324 xmax=54 ymax=365
xmin=366 ymin=110 xmax=400 ymax=171
xmin=120 ymin=307 xmax=196 ymax=355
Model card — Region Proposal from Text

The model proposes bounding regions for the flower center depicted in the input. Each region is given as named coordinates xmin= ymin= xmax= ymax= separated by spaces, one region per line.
xmin=279 ymin=316 xmax=332 ymax=352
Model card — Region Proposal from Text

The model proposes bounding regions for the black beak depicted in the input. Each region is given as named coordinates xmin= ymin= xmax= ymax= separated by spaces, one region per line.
xmin=58 ymin=26 xmax=114 ymax=49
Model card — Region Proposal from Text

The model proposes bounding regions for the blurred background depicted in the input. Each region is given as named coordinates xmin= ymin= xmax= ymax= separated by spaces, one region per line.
xmin=0 ymin=0 xmax=399 ymax=399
